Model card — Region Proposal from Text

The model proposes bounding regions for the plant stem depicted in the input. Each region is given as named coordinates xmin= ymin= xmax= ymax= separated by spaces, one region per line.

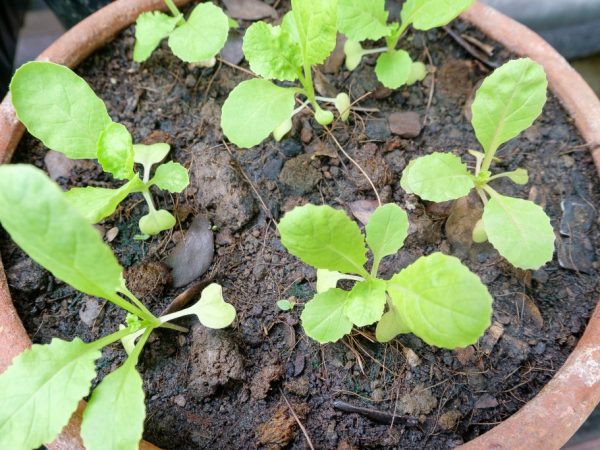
xmin=480 ymin=148 xmax=497 ymax=174
xmin=362 ymin=47 xmax=388 ymax=56
xmin=142 ymin=189 xmax=157 ymax=213
xmin=370 ymin=258 xmax=382 ymax=278
xmin=120 ymin=285 xmax=156 ymax=321
xmin=106 ymin=293 xmax=150 ymax=321
xmin=164 ymin=0 xmax=180 ymax=17
xmin=476 ymin=188 xmax=488 ymax=206
xmin=125 ymin=327 xmax=152 ymax=367
xmin=89 ymin=324 xmax=151 ymax=352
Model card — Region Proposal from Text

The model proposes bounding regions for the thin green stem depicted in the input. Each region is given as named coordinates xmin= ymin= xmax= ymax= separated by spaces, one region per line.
xmin=370 ymin=258 xmax=382 ymax=278
xmin=476 ymin=187 xmax=488 ymax=206
xmin=106 ymin=293 xmax=148 ymax=321
xmin=164 ymin=0 xmax=181 ymax=17
xmin=125 ymin=327 xmax=152 ymax=367
xmin=480 ymin=147 xmax=498 ymax=174
xmin=159 ymin=322 xmax=189 ymax=332
xmin=388 ymin=22 xmax=409 ymax=50
xmin=362 ymin=47 xmax=388 ymax=56
xmin=120 ymin=285 xmax=156 ymax=321
xmin=142 ymin=190 xmax=157 ymax=213
xmin=88 ymin=324 xmax=151 ymax=352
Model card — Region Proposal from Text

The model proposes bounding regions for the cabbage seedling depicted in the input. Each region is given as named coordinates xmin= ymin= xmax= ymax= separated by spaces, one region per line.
xmin=0 ymin=164 xmax=235 ymax=450
xmin=133 ymin=0 xmax=229 ymax=65
xmin=338 ymin=0 xmax=475 ymax=88
xmin=278 ymin=203 xmax=492 ymax=347
xmin=10 ymin=61 xmax=189 ymax=237
xmin=401 ymin=58 xmax=555 ymax=270
xmin=220 ymin=0 xmax=352 ymax=148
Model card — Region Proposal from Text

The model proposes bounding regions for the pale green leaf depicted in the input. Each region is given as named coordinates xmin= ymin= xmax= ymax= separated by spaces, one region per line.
xmin=334 ymin=93 xmax=351 ymax=121
xmin=314 ymin=107 xmax=334 ymax=125
xmin=10 ymin=61 xmax=112 ymax=159
xmin=401 ymin=0 xmax=475 ymax=30
xmin=345 ymin=279 xmax=387 ymax=327
xmin=388 ymin=252 xmax=492 ymax=349
xmin=0 ymin=338 xmax=100 ymax=449
xmin=337 ymin=0 xmax=390 ymax=41
xmin=407 ymin=61 xmax=427 ymax=85
xmin=81 ymin=364 xmax=145 ymax=450
xmin=301 ymin=288 xmax=353 ymax=343
xmin=152 ymin=161 xmax=189 ymax=193
xmin=277 ymin=299 xmax=294 ymax=311
xmin=375 ymin=304 xmax=409 ymax=342
xmin=243 ymin=21 xmax=302 ymax=81
xmin=221 ymin=79 xmax=296 ymax=148
xmin=316 ymin=269 xmax=347 ymax=293
xmin=0 ymin=165 xmax=125 ymax=300
xmin=189 ymin=283 xmax=236 ymax=328
xmin=97 ymin=122 xmax=134 ymax=180
xmin=278 ymin=204 xmax=368 ymax=276
xmin=344 ymin=40 xmax=364 ymax=70
xmin=168 ymin=2 xmax=229 ymax=63
xmin=133 ymin=143 xmax=171 ymax=169
xmin=483 ymin=193 xmax=554 ymax=269
xmin=471 ymin=58 xmax=547 ymax=155
xmin=66 ymin=176 xmax=144 ymax=224
xmin=499 ymin=168 xmax=529 ymax=185
xmin=375 ymin=49 xmax=412 ymax=89
xmin=400 ymin=152 xmax=475 ymax=202
xmin=472 ymin=218 xmax=488 ymax=243
xmin=366 ymin=203 xmax=409 ymax=264
xmin=292 ymin=0 xmax=337 ymax=65
xmin=133 ymin=11 xmax=181 ymax=62
xmin=273 ymin=118 xmax=293 ymax=141
xmin=139 ymin=209 xmax=176 ymax=236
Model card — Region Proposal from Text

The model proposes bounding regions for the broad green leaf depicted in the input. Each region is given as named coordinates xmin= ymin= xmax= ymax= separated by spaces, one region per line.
xmin=471 ymin=58 xmax=547 ymax=156
xmin=366 ymin=203 xmax=409 ymax=264
xmin=375 ymin=49 xmax=412 ymax=89
xmin=345 ymin=279 xmax=387 ymax=327
xmin=0 ymin=165 xmax=125 ymax=300
xmin=243 ymin=21 xmax=302 ymax=81
xmin=278 ymin=204 xmax=368 ymax=276
xmin=400 ymin=152 xmax=475 ymax=202
xmin=133 ymin=143 xmax=171 ymax=169
xmin=188 ymin=283 xmax=236 ymax=328
xmin=168 ymin=2 xmax=229 ymax=63
xmin=375 ymin=304 xmax=409 ymax=342
xmin=401 ymin=0 xmax=475 ymax=30
xmin=292 ymin=0 xmax=337 ymax=65
xmin=344 ymin=40 xmax=364 ymax=70
xmin=301 ymin=288 xmax=352 ymax=343
xmin=316 ymin=269 xmax=347 ymax=293
xmin=66 ymin=176 xmax=144 ymax=224
xmin=483 ymin=193 xmax=554 ymax=269
xmin=10 ymin=61 xmax=112 ymax=159
xmin=152 ymin=161 xmax=189 ymax=193
xmin=97 ymin=122 xmax=134 ymax=180
xmin=388 ymin=252 xmax=492 ymax=349
xmin=133 ymin=11 xmax=181 ymax=62
xmin=139 ymin=209 xmax=176 ymax=236
xmin=0 ymin=338 xmax=100 ymax=449
xmin=337 ymin=0 xmax=390 ymax=41
xmin=407 ymin=61 xmax=427 ymax=85
xmin=221 ymin=79 xmax=296 ymax=148
xmin=81 ymin=363 xmax=145 ymax=450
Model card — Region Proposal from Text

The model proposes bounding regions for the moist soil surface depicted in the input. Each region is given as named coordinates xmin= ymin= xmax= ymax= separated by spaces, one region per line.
xmin=2 ymin=2 xmax=600 ymax=449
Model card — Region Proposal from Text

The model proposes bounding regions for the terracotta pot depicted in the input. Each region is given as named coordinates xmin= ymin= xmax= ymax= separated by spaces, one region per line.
xmin=0 ymin=1 xmax=599 ymax=449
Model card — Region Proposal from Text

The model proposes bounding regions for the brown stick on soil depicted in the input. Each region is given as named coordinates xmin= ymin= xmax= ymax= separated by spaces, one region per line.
xmin=333 ymin=400 xmax=418 ymax=426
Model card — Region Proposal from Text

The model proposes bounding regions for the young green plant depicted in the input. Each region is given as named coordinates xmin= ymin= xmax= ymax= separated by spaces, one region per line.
xmin=278 ymin=203 xmax=492 ymax=347
xmin=10 ymin=61 xmax=189 ymax=237
xmin=0 ymin=164 xmax=235 ymax=450
xmin=338 ymin=0 xmax=475 ymax=88
xmin=133 ymin=0 xmax=230 ymax=65
xmin=220 ymin=0 xmax=352 ymax=148
xmin=401 ymin=58 xmax=555 ymax=270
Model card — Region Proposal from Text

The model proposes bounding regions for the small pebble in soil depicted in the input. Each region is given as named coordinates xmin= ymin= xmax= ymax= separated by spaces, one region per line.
xmin=280 ymin=139 xmax=303 ymax=158
xmin=79 ymin=297 xmax=104 ymax=327
xmin=365 ymin=119 xmax=391 ymax=141
xmin=6 ymin=258 xmax=47 ymax=293
xmin=279 ymin=154 xmax=321 ymax=194
xmin=397 ymin=384 xmax=438 ymax=416
xmin=388 ymin=111 xmax=423 ymax=138
xmin=474 ymin=394 xmax=499 ymax=409
xmin=438 ymin=410 xmax=462 ymax=430
xmin=480 ymin=322 xmax=504 ymax=355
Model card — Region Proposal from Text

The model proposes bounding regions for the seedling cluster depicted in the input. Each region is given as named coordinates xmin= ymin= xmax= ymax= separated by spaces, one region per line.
xmin=10 ymin=61 xmax=189 ymax=238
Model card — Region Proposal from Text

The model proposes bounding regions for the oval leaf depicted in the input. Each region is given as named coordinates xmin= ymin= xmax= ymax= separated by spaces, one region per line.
xmin=278 ymin=204 xmax=368 ymax=276
xmin=81 ymin=364 xmax=145 ymax=450
xmin=243 ymin=21 xmax=302 ymax=81
xmin=345 ymin=279 xmax=387 ymax=327
xmin=139 ymin=209 xmax=176 ymax=236
xmin=221 ymin=79 xmax=296 ymax=148
xmin=301 ymin=288 xmax=353 ymax=343
xmin=316 ymin=269 xmax=348 ymax=293
xmin=471 ymin=58 xmax=547 ymax=155
xmin=400 ymin=152 xmax=474 ymax=202
xmin=10 ymin=61 xmax=112 ymax=159
xmin=152 ymin=161 xmax=189 ymax=193
xmin=190 ymin=283 xmax=236 ymax=329
xmin=338 ymin=0 xmax=390 ymax=41
xmin=133 ymin=143 xmax=170 ymax=169
xmin=401 ymin=0 xmax=475 ymax=30
xmin=133 ymin=11 xmax=181 ymax=62
xmin=375 ymin=305 xmax=410 ymax=342
xmin=0 ymin=165 xmax=125 ymax=300
xmin=375 ymin=49 xmax=412 ymax=89
xmin=291 ymin=0 xmax=337 ymax=65
xmin=483 ymin=193 xmax=555 ymax=269
xmin=97 ymin=122 xmax=134 ymax=180
xmin=388 ymin=252 xmax=492 ymax=349
xmin=366 ymin=203 xmax=409 ymax=263
xmin=168 ymin=2 xmax=229 ymax=63
xmin=0 ymin=338 xmax=100 ymax=449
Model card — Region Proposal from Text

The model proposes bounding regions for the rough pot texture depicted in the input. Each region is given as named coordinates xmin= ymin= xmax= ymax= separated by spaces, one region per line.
xmin=0 ymin=1 xmax=599 ymax=449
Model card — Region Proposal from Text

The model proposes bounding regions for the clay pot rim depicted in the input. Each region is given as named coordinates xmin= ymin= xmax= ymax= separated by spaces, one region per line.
xmin=1 ymin=1 xmax=600 ymax=449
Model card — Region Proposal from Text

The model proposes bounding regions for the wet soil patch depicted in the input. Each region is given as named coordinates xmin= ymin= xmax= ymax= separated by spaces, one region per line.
xmin=2 ymin=2 xmax=600 ymax=449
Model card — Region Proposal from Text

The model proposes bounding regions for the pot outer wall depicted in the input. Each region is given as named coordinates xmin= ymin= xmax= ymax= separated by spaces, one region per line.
xmin=1 ymin=1 xmax=600 ymax=449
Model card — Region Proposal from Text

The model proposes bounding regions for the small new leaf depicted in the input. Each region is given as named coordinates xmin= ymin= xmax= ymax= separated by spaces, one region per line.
xmin=188 ymin=283 xmax=236 ymax=329
xmin=301 ymin=288 xmax=353 ymax=343
xmin=139 ymin=209 xmax=177 ymax=236
xmin=97 ymin=122 xmax=135 ymax=180
xmin=133 ymin=11 xmax=181 ymax=62
xmin=365 ymin=203 xmax=409 ymax=265
xmin=345 ymin=279 xmax=387 ymax=327
xmin=375 ymin=49 xmax=412 ymax=89
xmin=316 ymin=269 xmax=348 ymax=293
xmin=483 ymin=193 xmax=554 ymax=269
xmin=0 ymin=338 xmax=100 ymax=449
xmin=152 ymin=161 xmax=189 ymax=193
xmin=133 ymin=143 xmax=170 ymax=170
xmin=337 ymin=0 xmax=390 ymax=41
xmin=400 ymin=152 xmax=475 ymax=201
xmin=401 ymin=0 xmax=475 ymax=30
xmin=278 ymin=204 xmax=368 ymax=276
xmin=376 ymin=303 xmax=410 ymax=342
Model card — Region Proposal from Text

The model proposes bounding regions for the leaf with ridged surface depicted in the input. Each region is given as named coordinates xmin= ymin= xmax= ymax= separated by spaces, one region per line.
xmin=338 ymin=0 xmax=390 ymax=41
xmin=292 ymin=0 xmax=337 ymax=65
xmin=133 ymin=11 xmax=181 ymax=62
xmin=301 ymin=288 xmax=353 ymax=343
xmin=366 ymin=203 xmax=409 ymax=264
xmin=401 ymin=0 xmax=475 ymax=30
xmin=345 ymin=279 xmax=387 ymax=327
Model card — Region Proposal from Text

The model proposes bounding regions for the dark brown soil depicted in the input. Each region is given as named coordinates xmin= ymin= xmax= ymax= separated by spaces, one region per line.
xmin=2 ymin=2 xmax=600 ymax=449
